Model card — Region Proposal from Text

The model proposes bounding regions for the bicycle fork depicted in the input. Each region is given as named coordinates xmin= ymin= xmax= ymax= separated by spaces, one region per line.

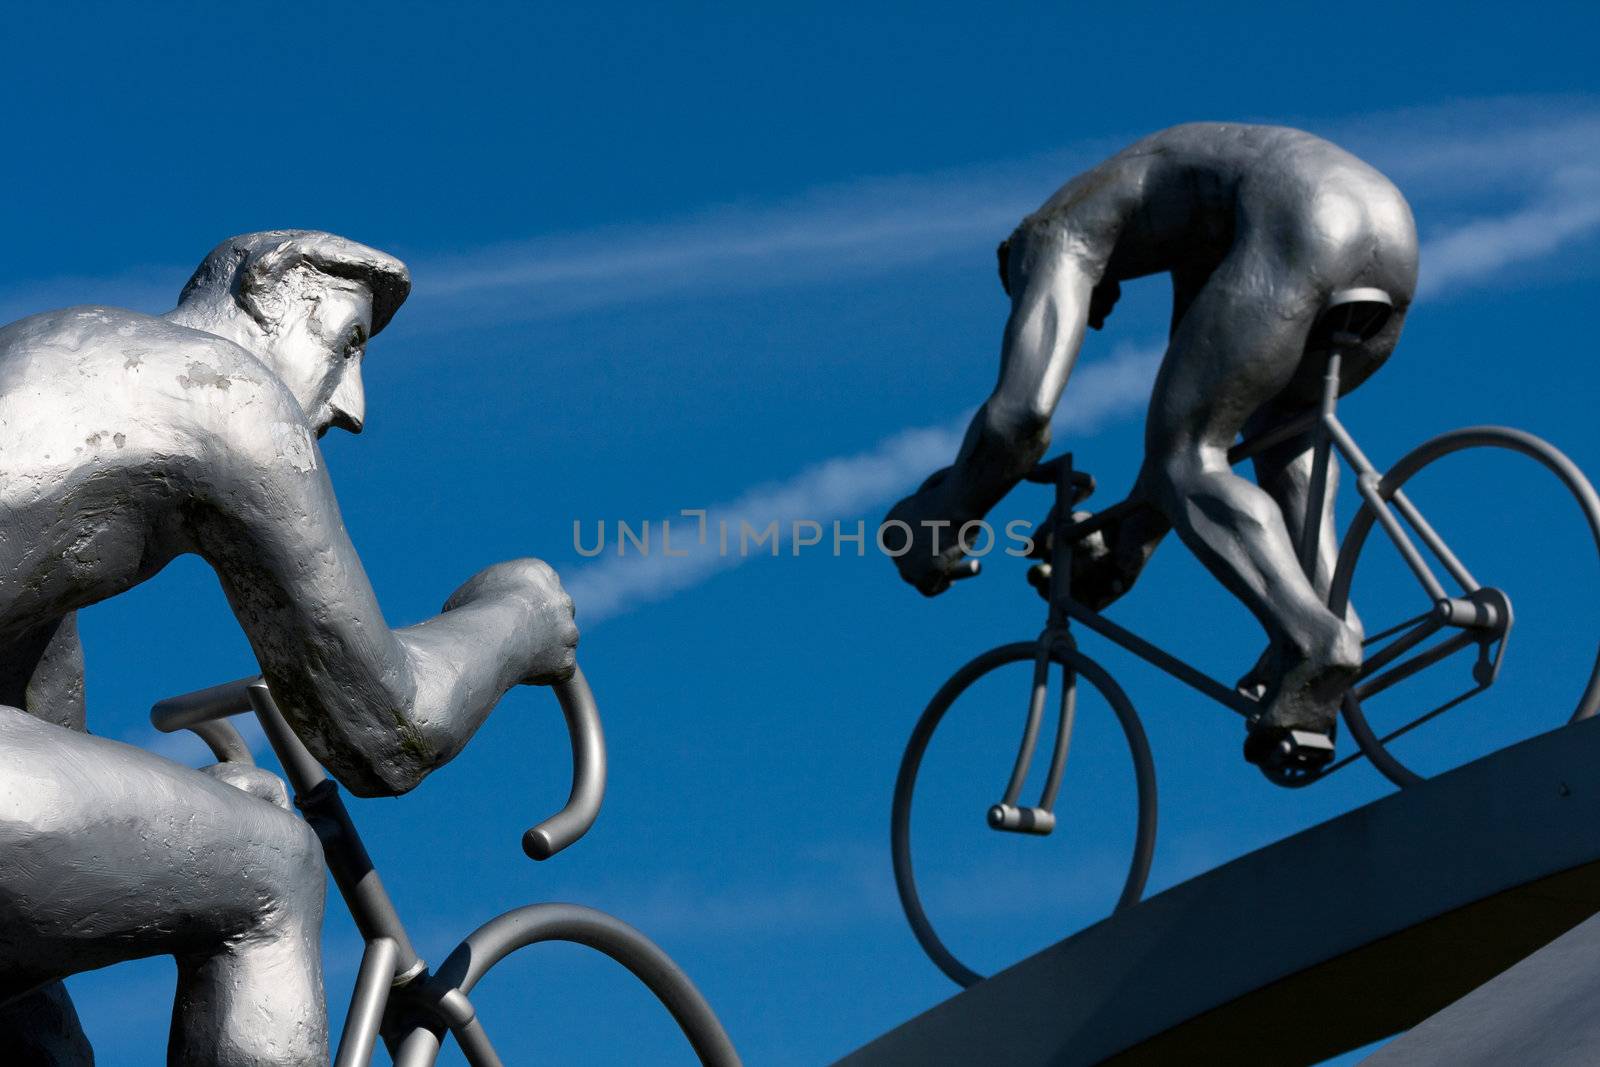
xmin=988 ymin=635 xmax=1076 ymax=835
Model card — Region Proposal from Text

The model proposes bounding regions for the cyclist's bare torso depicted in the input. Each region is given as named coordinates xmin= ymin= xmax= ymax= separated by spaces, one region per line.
xmin=888 ymin=123 xmax=1419 ymax=769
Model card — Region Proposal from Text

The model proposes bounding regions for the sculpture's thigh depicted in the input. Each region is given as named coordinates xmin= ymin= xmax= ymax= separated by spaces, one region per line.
xmin=0 ymin=704 xmax=325 ymax=999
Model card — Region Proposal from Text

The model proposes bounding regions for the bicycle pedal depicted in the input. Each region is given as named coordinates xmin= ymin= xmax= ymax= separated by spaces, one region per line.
xmin=1278 ymin=730 xmax=1335 ymax=766
xmin=987 ymin=803 xmax=1056 ymax=835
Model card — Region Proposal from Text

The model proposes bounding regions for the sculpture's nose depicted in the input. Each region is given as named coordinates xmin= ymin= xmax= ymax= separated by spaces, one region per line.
xmin=329 ymin=364 xmax=366 ymax=434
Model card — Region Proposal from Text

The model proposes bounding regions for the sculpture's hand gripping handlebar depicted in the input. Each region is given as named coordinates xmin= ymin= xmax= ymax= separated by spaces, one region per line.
xmin=150 ymin=666 xmax=607 ymax=862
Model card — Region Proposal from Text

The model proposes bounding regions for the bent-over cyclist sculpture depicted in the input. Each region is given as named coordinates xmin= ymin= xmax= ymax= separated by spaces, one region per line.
xmin=887 ymin=123 xmax=1420 ymax=774
xmin=0 ymin=231 xmax=578 ymax=1064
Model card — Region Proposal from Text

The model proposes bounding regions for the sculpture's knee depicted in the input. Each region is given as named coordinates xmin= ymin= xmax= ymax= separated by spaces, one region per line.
xmin=199 ymin=763 xmax=291 ymax=810
xmin=1147 ymin=448 xmax=1281 ymax=534
xmin=1143 ymin=449 xmax=1208 ymax=515
xmin=246 ymin=807 xmax=325 ymax=933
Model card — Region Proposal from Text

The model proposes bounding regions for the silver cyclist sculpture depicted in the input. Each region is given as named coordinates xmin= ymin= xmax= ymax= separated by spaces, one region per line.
xmin=0 ymin=231 xmax=737 ymax=1065
xmin=888 ymin=123 xmax=1422 ymax=775
xmin=885 ymin=124 xmax=1600 ymax=986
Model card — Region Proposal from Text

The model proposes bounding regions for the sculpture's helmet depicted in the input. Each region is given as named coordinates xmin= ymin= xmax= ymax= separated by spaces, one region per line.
xmin=178 ymin=230 xmax=412 ymax=336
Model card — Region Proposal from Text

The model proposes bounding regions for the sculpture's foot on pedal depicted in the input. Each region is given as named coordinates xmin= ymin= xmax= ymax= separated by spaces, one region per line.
xmin=1244 ymin=725 xmax=1335 ymax=787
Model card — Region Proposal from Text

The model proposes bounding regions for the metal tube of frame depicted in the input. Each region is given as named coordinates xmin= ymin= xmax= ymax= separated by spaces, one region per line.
xmin=1228 ymin=409 xmax=1319 ymax=466
xmin=295 ymin=780 xmax=425 ymax=981
xmin=1061 ymin=599 xmax=1255 ymax=716
xmin=245 ymin=682 xmax=329 ymax=795
xmin=1356 ymin=616 xmax=1445 ymax=683
xmin=333 ymin=937 xmax=399 ymax=1067
xmin=1324 ymin=417 xmax=1451 ymax=602
xmin=1356 ymin=629 xmax=1481 ymax=704
xmin=1389 ymin=488 xmax=1480 ymax=592
xmin=1298 ymin=352 xmax=1341 ymax=579
xmin=1057 ymin=497 xmax=1141 ymax=545
xmin=245 ymin=684 xmax=427 ymax=981
xmin=452 ymin=1017 xmax=507 ymax=1067
xmin=391 ymin=1025 xmax=445 ymax=1067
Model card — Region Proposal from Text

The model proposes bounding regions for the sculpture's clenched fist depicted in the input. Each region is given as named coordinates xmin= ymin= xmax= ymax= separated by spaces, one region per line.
xmin=444 ymin=559 xmax=580 ymax=686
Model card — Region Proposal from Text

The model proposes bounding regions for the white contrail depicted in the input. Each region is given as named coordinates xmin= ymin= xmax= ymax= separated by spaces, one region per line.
xmin=1 ymin=100 xmax=1594 ymax=329
xmin=563 ymin=155 xmax=1600 ymax=628
xmin=401 ymin=100 xmax=1600 ymax=327
xmin=1416 ymin=166 xmax=1600 ymax=296
xmin=565 ymin=342 xmax=1162 ymax=624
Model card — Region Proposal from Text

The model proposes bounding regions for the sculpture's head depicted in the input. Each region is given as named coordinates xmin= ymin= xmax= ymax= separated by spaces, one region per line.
xmin=172 ymin=230 xmax=411 ymax=436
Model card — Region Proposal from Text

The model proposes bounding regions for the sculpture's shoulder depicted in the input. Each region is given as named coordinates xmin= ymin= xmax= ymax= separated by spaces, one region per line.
xmin=0 ymin=306 xmax=249 ymax=375
xmin=0 ymin=307 xmax=286 ymax=407
xmin=0 ymin=307 xmax=309 ymax=464
xmin=1112 ymin=122 xmax=1323 ymax=163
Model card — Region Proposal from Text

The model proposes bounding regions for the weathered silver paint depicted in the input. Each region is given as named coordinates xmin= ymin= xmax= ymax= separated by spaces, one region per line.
xmin=0 ymin=231 xmax=578 ymax=1064
xmin=886 ymin=123 xmax=1420 ymax=747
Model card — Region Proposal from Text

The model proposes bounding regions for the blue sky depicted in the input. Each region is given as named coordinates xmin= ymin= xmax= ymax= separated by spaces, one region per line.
xmin=4 ymin=3 xmax=1599 ymax=1064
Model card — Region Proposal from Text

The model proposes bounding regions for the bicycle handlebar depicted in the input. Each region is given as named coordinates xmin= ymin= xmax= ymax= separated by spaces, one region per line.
xmin=947 ymin=556 xmax=982 ymax=582
xmin=150 ymin=675 xmax=258 ymax=733
xmin=523 ymin=667 xmax=606 ymax=861
xmin=150 ymin=666 xmax=608 ymax=863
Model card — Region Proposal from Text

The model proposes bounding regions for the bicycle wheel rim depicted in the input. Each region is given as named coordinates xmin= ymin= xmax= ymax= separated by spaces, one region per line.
xmin=890 ymin=642 xmax=1157 ymax=988
xmin=1330 ymin=426 xmax=1600 ymax=788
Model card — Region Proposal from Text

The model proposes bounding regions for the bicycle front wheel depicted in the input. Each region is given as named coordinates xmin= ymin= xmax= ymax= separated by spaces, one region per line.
xmin=891 ymin=641 xmax=1157 ymax=988
xmin=1329 ymin=426 xmax=1600 ymax=788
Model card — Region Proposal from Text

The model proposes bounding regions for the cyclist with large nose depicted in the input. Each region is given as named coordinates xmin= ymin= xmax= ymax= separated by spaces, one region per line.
xmin=0 ymin=231 xmax=579 ymax=1064
xmin=886 ymin=123 xmax=1419 ymax=770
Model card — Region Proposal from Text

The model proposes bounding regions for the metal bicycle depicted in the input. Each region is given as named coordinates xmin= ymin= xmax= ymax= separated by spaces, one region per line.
xmin=151 ymin=666 xmax=740 ymax=1066
xmin=891 ymin=288 xmax=1600 ymax=988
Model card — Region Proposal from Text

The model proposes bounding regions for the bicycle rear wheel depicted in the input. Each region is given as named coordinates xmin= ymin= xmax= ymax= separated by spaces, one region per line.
xmin=1329 ymin=426 xmax=1600 ymax=788
xmin=891 ymin=641 xmax=1156 ymax=988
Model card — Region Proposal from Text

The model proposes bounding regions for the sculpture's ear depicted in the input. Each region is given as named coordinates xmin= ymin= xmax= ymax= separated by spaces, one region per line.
xmin=237 ymin=243 xmax=313 ymax=334
xmin=996 ymin=238 xmax=1013 ymax=296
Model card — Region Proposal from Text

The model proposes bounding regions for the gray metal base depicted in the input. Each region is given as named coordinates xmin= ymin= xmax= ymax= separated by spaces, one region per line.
xmin=840 ymin=715 xmax=1600 ymax=1067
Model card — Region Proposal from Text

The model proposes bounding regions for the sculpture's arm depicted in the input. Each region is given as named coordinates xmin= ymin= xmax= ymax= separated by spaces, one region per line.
xmin=886 ymin=226 xmax=1096 ymax=593
xmin=940 ymin=229 xmax=1095 ymax=521
xmin=188 ymin=406 xmax=576 ymax=798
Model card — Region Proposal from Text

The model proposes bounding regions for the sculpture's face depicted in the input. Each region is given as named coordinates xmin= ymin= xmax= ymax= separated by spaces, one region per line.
xmin=264 ymin=279 xmax=374 ymax=437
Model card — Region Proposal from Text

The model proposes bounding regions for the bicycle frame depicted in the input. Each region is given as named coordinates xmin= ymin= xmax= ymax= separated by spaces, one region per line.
xmin=996 ymin=339 xmax=1515 ymax=816
xmin=149 ymin=672 xmax=738 ymax=1067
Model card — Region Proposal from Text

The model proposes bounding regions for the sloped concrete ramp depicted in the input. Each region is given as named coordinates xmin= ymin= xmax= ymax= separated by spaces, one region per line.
xmin=840 ymin=716 xmax=1600 ymax=1067
xmin=1361 ymin=908 xmax=1600 ymax=1066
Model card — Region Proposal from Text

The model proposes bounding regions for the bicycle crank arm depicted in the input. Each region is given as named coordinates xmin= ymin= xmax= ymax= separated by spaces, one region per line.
xmin=988 ymin=803 xmax=1056 ymax=835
